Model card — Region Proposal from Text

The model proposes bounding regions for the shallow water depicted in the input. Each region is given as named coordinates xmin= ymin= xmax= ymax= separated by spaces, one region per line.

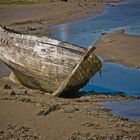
xmin=101 ymin=99 xmax=140 ymax=121
xmin=51 ymin=0 xmax=140 ymax=46
xmin=50 ymin=0 xmax=140 ymax=96
xmin=125 ymin=26 xmax=140 ymax=36
xmin=82 ymin=62 xmax=140 ymax=96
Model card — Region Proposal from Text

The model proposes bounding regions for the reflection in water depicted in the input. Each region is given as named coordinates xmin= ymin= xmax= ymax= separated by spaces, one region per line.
xmin=56 ymin=24 xmax=70 ymax=41
xmin=102 ymin=99 xmax=140 ymax=121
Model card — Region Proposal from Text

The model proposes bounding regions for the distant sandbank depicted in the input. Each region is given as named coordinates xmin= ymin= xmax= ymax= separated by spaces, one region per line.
xmin=95 ymin=30 xmax=140 ymax=68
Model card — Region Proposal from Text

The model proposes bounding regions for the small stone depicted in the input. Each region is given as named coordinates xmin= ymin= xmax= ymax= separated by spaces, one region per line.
xmin=37 ymin=104 xmax=60 ymax=116
xmin=3 ymin=84 xmax=11 ymax=89
xmin=0 ymin=125 xmax=39 ymax=140
xmin=80 ymin=107 xmax=99 ymax=116
xmin=109 ymin=129 xmax=129 ymax=140
xmin=101 ymin=32 xmax=106 ymax=35
xmin=24 ymin=90 xmax=28 ymax=94
xmin=82 ymin=122 xmax=100 ymax=128
xmin=36 ymin=103 xmax=41 ymax=107
xmin=10 ymin=90 xmax=16 ymax=96
xmin=69 ymin=131 xmax=106 ymax=140
xmin=0 ymin=131 xmax=4 ymax=134
xmin=20 ymin=98 xmax=32 ymax=103
xmin=63 ymin=105 xmax=79 ymax=113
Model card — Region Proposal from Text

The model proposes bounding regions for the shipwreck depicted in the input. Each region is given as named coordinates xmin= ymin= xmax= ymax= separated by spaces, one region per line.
xmin=0 ymin=25 xmax=101 ymax=97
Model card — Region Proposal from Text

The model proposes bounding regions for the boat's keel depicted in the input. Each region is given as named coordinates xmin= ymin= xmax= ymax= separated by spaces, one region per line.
xmin=9 ymin=71 xmax=21 ymax=85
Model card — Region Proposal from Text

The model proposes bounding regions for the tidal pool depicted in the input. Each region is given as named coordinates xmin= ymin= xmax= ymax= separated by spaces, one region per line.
xmin=101 ymin=99 xmax=140 ymax=121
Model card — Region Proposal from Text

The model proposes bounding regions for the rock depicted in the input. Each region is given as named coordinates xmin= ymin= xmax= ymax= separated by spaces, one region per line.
xmin=109 ymin=129 xmax=129 ymax=140
xmin=68 ymin=116 xmax=72 ymax=119
xmin=114 ymin=120 xmax=135 ymax=128
xmin=3 ymin=84 xmax=11 ymax=89
xmin=63 ymin=105 xmax=79 ymax=113
xmin=10 ymin=90 xmax=16 ymax=96
xmin=36 ymin=103 xmax=41 ymax=107
xmin=101 ymin=32 xmax=106 ymax=35
xmin=0 ymin=125 xmax=39 ymax=140
xmin=80 ymin=106 xmax=99 ymax=116
xmin=78 ymin=96 xmax=92 ymax=102
xmin=19 ymin=97 xmax=33 ymax=103
xmin=82 ymin=122 xmax=100 ymax=128
xmin=69 ymin=131 xmax=106 ymax=140
xmin=69 ymin=131 xmax=91 ymax=140
xmin=24 ymin=90 xmax=28 ymax=94
xmin=37 ymin=104 xmax=60 ymax=116
xmin=0 ymin=131 xmax=4 ymax=134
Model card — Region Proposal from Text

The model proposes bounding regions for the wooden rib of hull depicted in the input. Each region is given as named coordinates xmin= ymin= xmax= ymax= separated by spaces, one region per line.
xmin=0 ymin=25 xmax=101 ymax=96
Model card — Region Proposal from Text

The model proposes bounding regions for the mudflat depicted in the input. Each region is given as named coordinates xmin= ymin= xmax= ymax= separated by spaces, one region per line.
xmin=0 ymin=78 xmax=139 ymax=140
xmin=95 ymin=30 xmax=140 ymax=68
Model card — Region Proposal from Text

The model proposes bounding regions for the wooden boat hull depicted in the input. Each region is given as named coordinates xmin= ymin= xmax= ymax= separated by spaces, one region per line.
xmin=0 ymin=26 xmax=101 ymax=96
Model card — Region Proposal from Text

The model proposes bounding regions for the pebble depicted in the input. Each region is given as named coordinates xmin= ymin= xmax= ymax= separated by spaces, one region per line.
xmin=69 ymin=131 xmax=106 ymax=140
xmin=80 ymin=106 xmax=99 ymax=116
xmin=37 ymin=104 xmax=60 ymax=116
xmin=0 ymin=124 xmax=39 ymax=140
xmin=10 ymin=90 xmax=16 ymax=96
xmin=82 ymin=122 xmax=100 ymax=128
xmin=3 ymin=84 xmax=11 ymax=89
xmin=63 ymin=105 xmax=79 ymax=113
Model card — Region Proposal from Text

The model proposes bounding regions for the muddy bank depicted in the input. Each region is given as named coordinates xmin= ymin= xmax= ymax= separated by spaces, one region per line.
xmin=0 ymin=78 xmax=140 ymax=140
xmin=95 ymin=30 xmax=140 ymax=68
xmin=0 ymin=0 xmax=120 ymax=33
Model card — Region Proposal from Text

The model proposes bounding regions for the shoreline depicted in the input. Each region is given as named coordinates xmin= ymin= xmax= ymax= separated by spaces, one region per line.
xmin=95 ymin=30 xmax=140 ymax=68
xmin=0 ymin=0 xmax=120 ymax=33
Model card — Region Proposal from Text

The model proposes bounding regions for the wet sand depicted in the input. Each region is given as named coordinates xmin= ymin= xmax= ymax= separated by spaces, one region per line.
xmin=0 ymin=79 xmax=140 ymax=140
xmin=95 ymin=30 xmax=140 ymax=68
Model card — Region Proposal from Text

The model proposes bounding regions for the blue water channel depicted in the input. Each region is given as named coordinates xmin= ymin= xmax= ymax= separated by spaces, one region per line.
xmin=50 ymin=0 xmax=140 ymax=96
xmin=102 ymin=99 xmax=140 ymax=121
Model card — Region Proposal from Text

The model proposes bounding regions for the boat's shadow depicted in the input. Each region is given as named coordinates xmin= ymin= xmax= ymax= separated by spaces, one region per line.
xmin=59 ymin=91 xmax=126 ymax=98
